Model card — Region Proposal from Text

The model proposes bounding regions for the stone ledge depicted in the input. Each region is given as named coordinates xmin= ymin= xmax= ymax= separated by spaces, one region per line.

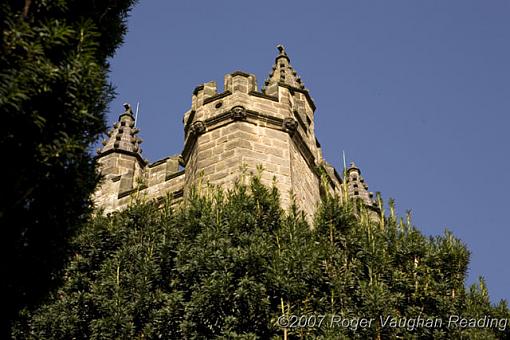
xmin=230 ymin=71 xmax=252 ymax=78
xmin=148 ymin=156 xmax=171 ymax=168
xmin=173 ymin=188 xmax=184 ymax=198
xmin=204 ymin=108 xmax=284 ymax=129
xmin=118 ymin=184 xmax=148 ymax=199
xmin=181 ymin=107 xmax=319 ymax=178
xmin=165 ymin=170 xmax=185 ymax=182
xmin=193 ymin=84 xmax=204 ymax=95
xmin=96 ymin=148 xmax=147 ymax=167
xmin=203 ymin=90 xmax=232 ymax=104
xmin=155 ymin=189 xmax=184 ymax=204
xmin=248 ymin=90 xmax=278 ymax=102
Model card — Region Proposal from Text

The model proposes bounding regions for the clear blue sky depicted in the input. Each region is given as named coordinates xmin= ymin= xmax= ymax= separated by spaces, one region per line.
xmin=106 ymin=1 xmax=510 ymax=303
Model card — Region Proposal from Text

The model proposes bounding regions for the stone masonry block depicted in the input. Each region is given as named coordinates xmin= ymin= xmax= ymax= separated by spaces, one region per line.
xmin=235 ymin=122 xmax=258 ymax=135
xmin=199 ymin=133 xmax=212 ymax=143
xmin=198 ymin=139 xmax=216 ymax=152
xmin=268 ymin=155 xmax=288 ymax=167
xmin=242 ymin=150 xmax=269 ymax=163
xmin=197 ymin=155 xmax=220 ymax=168
xmin=118 ymin=159 xmax=135 ymax=169
xmin=203 ymin=81 xmax=217 ymax=98
xmin=230 ymin=130 xmax=258 ymax=142
xmin=165 ymin=158 xmax=180 ymax=174
xmin=208 ymin=171 xmax=228 ymax=182
xmin=197 ymin=149 xmax=213 ymax=159
xmin=264 ymin=128 xmax=285 ymax=139
xmin=233 ymin=84 xmax=248 ymax=93
xmin=224 ymin=139 xmax=252 ymax=151
xmin=220 ymin=149 xmax=235 ymax=160
xmin=279 ymin=166 xmax=291 ymax=177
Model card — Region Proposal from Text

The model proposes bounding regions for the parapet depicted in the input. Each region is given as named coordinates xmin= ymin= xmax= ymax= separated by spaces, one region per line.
xmin=94 ymin=46 xmax=377 ymax=221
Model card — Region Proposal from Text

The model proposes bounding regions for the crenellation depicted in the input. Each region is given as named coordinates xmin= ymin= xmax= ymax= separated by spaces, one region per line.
xmin=94 ymin=45 xmax=376 ymax=220
xmin=165 ymin=156 xmax=180 ymax=174
xmin=224 ymin=71 xmax=257 ymax=93
xmin=203 ymin=81 xmax=217 ymax=98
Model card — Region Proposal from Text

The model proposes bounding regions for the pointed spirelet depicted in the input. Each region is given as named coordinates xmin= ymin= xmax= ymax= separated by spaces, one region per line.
xmin=346 ymin=162 xmax=375 ymax=206
xmin=97 ymin=103 xmax=143 ymax=156
xmin=262 ymin=44 xmax=307 ymax=92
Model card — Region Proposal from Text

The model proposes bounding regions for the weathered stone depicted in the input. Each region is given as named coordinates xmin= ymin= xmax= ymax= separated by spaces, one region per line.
xmin=190 ymin=120 xmax=206 ymax=135
xmin=94 ymin=46 xmax=376 ymax=222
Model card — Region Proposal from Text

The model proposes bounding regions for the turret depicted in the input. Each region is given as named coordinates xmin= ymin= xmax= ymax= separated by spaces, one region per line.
xmin=179 ymin=46 xmax=329 ymax=220
xmin=263 ymin=45 xmax=319 ymax=160
xmin=91 ymin=47 xmax=373 ymax=220
xmin=263 ymin=44 xmax=308 ymax=92
xmin=346 ymin=162 xmax=375 ymax=206
xmin=96 ymin=103 xmax=146 ymax=194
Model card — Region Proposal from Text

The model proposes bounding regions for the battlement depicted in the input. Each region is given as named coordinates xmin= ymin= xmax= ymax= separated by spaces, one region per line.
xmin=94 ymin=46 xmax=375 ymax=219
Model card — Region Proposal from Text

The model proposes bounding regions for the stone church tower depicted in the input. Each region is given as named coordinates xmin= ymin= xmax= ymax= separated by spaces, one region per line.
xmin=94 ymin=46 xmax=375 ymax=219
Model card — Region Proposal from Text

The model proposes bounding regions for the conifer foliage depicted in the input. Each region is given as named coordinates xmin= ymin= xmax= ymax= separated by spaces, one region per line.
xmin=0 ymin=0 xmax=137 ymax=334
xmin=14 ymin=176 xmax=510 ymax=339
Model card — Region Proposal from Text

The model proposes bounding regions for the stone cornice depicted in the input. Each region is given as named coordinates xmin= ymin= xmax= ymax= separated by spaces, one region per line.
xmin=230 ymin=71 xmax=252 ymax=78
xmin=96 ymin=148 xmax=147 ymax=166
xmin=248 ymin=91 xmax=279 ymax=102
xmin=181 ymin=107 xmax=319 ymax=176
xmin=148 ymin=156 xmax=171 ymax=168
xmin=118 ymin=183 xmax=148 ymax=199
xmin=193 ymin=84 xmax=204 ymax=95
xmin=165 ymin=170 xmax=185 ymax=182
xmin=204 ymin=107 xmax=284 ymax=130
xmin=203 ymin=90 xmax=232 ymax=104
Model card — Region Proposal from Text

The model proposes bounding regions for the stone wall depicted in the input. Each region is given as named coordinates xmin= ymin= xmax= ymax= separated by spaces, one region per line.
xmin=180 ymin=71 xmax=326 ymax=216
xmin=93 ymin=62 xmax=374 ymax=220
xmin=94 ymin=155 xmax=185 ymax=214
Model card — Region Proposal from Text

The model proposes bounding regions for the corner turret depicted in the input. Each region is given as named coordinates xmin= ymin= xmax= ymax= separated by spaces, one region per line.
xmin=93 ymin=47 xmax=374 ymax=221
xmin=96 ymin=103 xmax=146 ymax=199
xmin=97 ymin=103 xmax=144 ymax=158
xmin=263 ymin=45 xmax=307 ymax=91
xmin=346 ymin=162 xmax=375 ymax=206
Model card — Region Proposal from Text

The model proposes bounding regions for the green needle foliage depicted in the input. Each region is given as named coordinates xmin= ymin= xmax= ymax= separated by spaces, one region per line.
xmin=0 ymin=0 xmax=137 ymax=335
xmin=13 ymin=176 xmax=510 ymax=339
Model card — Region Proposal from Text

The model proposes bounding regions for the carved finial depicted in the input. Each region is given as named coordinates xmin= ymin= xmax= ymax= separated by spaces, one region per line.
xmin=264 ymin=44 xmax=314 ymax=104
xmin=123 ymin=102 xmax=133 ymax=114
xmin=277 ymin=44 xmax=286 ymax=56
xmin=97 ymin=102 xmax=142 ymax=157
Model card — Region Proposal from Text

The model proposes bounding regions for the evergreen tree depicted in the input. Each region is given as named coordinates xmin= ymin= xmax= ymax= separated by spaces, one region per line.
xmin=13 ymin=177 xmax=510 ymax=339
xmin=0 ymin=0 xmax=137 ymax=334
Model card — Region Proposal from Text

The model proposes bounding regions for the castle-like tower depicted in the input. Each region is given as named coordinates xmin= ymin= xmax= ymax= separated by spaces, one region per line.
xmin=94 ymin=46 xmax=375 ymax=219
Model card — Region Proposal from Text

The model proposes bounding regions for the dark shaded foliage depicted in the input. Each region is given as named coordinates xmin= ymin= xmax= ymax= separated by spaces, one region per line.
xmin=0 ymin=0 xmax=137 ymax=335
xmin=14 ymin=177 xmax=510 ymax=339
